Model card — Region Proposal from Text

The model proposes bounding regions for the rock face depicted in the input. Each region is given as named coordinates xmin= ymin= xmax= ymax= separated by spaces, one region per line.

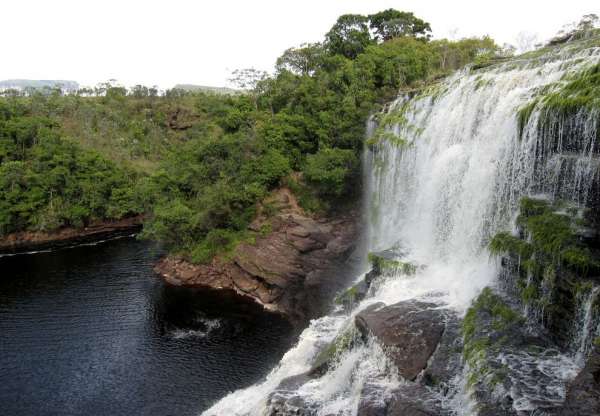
xmin=357 ymin=383 xmax=438 ymax=416
xmin=560 ymin=347 xmax=600 ymax=416
xmin=154 ymin=189 xmax=360 ymax=321
xmin=355 ymin=301 xmax=445 ymax=381
xmin=0 ymin=216 xmax=143 ymax=255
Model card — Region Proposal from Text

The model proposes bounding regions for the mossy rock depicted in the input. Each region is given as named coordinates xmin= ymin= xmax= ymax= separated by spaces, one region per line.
xmin=334 ymin=280 xmax=368 ymax=309
xmin=310 ymin=326 xmax=358 ymax=374
xmin=368 ymin=251 xmax=418 ymax=276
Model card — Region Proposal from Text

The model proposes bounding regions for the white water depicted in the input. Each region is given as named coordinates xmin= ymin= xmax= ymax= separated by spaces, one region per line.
xmin=203 ymin=42 xmax=600 ymax=416
xmin=574 ymin=286 xmax=600 ymax=364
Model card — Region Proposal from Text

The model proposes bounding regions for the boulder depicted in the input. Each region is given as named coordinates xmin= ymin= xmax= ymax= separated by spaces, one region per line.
xmin=355 ymin=300 xmax=445 ymax=380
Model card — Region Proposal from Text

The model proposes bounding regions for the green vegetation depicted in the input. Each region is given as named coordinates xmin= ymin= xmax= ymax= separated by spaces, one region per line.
xmin=0 ymin=98 xmax=143 ymax=234
xmin=538 ymin=63 xmax=600 ymax=120
xmin=490 ymin=197 xmax=598 ymax=274
xmin=312 ymin=326 xmax=358 ymax=371
xmin=0 ymin=9 xmax=502 ymax=263
xmin=463 ymin=288 xmax=523 ymax=389
xmin=489 ymin=197 xmax=600 ymax=314
xmin=368 ymin=252 xmax=418 ymax=276
xmin=517 ymin=61 xmax=600 ymax=139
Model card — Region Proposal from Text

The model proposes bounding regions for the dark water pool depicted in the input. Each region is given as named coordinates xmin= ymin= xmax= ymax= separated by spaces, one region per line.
xmin=0 ymin=238 xmax=296 ymax=415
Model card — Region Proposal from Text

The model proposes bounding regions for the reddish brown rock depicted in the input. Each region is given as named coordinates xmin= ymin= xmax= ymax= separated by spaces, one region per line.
xmin=355 ymin=300 xmax=445 ymax=381
xmin=154 ymin=189 xmax=359 ymax=321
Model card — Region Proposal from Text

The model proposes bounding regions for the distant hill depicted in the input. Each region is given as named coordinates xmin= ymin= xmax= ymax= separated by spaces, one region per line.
xmin=173 ymin=84 xmax=239 ymax=95
xmin=0 ymin=79 xmax=79 ymax=91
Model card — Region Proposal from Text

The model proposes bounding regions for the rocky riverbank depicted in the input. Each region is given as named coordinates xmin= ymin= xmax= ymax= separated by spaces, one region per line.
xmin=0 ymin=216 xmax=143 ymax=255
xmin=154 ymin=189 xmax=361 ymax=322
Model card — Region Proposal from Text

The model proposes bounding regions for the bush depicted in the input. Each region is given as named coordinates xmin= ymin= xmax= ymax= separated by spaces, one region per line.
xmin=303 ymin=148 xmax=359 ymax=198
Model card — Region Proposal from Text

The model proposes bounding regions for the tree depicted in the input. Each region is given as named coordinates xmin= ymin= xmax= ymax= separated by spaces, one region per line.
xmin=229 ymin=68 xmax=269 ymax=91
xmin=550 ymin=14 xmax=600 ymax=45
xmin=578 ymin=14 xmax=599 ymax=32
xmin=325 ymin=14 xmax=373 ymax=59
xmin=276 ymin=43 xmax=325 ymax=75
xmin=131 ymin=85 xmax=149 ymax=98
xmin=368 ymin=9 xmax=432 ymax=42
xmin=303 ymin=148 xmax=359 ymax=197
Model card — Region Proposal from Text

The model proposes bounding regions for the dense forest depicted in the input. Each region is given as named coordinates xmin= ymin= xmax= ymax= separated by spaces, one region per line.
xmin=0 ymin=9 xmax=500 ymax=262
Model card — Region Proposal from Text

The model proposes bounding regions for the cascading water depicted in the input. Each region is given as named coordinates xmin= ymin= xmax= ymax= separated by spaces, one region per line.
xmin=573 ymin=286 xmax=600 ymax=365
xmin=203 ymin=39 xmax=600 ymax=416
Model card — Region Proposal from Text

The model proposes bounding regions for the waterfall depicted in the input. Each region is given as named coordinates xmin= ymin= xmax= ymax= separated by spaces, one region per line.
xmin=573 ymin=286 xmax=600 ymax=365
xmin=203 ymin=40 xmax=600 ymax=416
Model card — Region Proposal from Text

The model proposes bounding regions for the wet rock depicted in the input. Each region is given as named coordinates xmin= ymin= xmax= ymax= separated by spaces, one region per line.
xmin=355 ymin=300 xmax=445 ymax=380
xmin=422 ymin=314 xmax=463 ymax=389
xmin=267 ymin=373 xmax=316 ymax=416
xmin=357 ymin=383 xmax=439 ymax=416
xmin=357 ymin=382 xmax=391 ymax=416
xmin=387 ymin=390 xmax=436 ymax=416
xmin=560 ymin=346 xmax=600 ymax=416
xmin=334 ymin=280 xmax=369 ymax=310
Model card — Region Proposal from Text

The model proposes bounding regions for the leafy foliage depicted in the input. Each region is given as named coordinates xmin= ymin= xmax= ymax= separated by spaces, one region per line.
xmin=0 ymin=100 xmax=142 ymax=234
xmin=369 ymin=9 xmax=432 ymax=42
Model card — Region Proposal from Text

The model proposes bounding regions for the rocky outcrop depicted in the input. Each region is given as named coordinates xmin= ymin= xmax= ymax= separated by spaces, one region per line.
xmin=355 ymin=301 xmax=445 ymax=381
xmin=560 ymin=346 xmax=600 ymax=416
xmin=0 ymin=216 xmax=143 ymax=255
xmin=154 ymin=189 xmax=360 ymax=321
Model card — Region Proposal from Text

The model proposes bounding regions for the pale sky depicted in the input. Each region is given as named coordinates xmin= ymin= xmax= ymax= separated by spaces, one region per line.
xmin=2 ymin=0 xmax=599 ymax=89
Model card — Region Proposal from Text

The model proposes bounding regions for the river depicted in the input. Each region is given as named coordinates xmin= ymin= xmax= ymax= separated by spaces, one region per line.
xmin=0 ymin=237 xmax=296 ymax=415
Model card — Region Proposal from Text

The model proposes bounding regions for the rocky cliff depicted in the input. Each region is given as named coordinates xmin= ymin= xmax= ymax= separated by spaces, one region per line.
xmin=154 ymin=189 xmax=361 ymax=322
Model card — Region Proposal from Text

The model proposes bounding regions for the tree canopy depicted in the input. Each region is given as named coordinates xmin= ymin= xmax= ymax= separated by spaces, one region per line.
xmin=369 ymin=9 xmax=432 ymax=42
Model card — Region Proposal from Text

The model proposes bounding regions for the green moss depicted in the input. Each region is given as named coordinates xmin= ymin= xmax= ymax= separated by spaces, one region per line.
xmin=368 ymin=252 xmax=417 ymax=276
xmin=521 ymin=284 xmax=538 ymax=304
xmin=574 ymin=280 xmax=594 ymax=296
xmin=463 ymin=288 xmax=523 ymax=341
xmin=489 ymin=231 xmax=533 ymax=259
xmin=492 ymin=197 xmax=597 ymax=275
xmin=542 ymin=63 xmax=600 ymax=115
xmin=519 ymin=197 xmax=551 ymax=218
xmin=367 ymin=104 xmax=416 ymax=149
xmin=312 ymin=326 xmax=358 ymax=371
xmin=366 ymin=130 xmax=409 ymax=148
xmin=334 ymin=284 xmax=361 ymax=305
xmin=517 ymin=100 xmax=539 ymax=139
xmin=563 ymin=247 xmax=595 ymax=274
xmin=462 ymin=288 xmax=524 ymax=391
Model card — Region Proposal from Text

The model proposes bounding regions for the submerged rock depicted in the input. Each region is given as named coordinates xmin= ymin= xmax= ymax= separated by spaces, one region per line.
xmin=355 ymin=300 xmax=445 ymax=381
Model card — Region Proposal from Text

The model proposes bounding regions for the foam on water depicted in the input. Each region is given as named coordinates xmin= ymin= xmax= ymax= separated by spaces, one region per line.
xmin=170 ymin=318 xmax=222 ymax=339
